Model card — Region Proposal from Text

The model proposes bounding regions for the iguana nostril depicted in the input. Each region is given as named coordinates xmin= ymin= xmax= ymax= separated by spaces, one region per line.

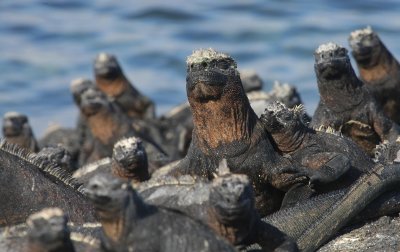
xmin=202 ymin=62 xmax=207 ymax=68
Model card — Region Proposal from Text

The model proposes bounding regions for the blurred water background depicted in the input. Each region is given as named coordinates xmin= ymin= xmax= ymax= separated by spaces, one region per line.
xmin=1 ymin=0 xmax=400 ymax=137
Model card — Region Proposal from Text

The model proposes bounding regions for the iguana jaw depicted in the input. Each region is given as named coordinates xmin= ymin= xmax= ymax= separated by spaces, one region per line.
xmin=112 ymin=137 xmax=149 ymax=181
xmin=210 ymin=174 xmax=254 ymax=223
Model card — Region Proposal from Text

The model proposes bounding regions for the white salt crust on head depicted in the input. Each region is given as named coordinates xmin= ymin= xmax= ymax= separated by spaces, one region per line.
xmin=113 ymin=137 xmax=142 ymax=151
xmin=27 ymin=207 xmax=64 ymax=225
xmin=96 ymin=52 xmax=116 ymax=63
xmin=4 ymin=111 xmax=25 ymax=119
xmin=186 ymin=48 xmax=233 ymax=65
xmin=315 ymin=42 xmax=343 ymax=54
xmin=349 ymin=26 xmax=374 ymax=40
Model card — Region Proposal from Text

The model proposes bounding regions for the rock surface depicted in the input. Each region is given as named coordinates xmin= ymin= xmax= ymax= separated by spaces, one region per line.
xmin=319 ymin=215 xmax=400 ymax=252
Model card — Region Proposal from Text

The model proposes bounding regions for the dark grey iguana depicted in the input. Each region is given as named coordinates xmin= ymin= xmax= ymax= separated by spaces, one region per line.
xmin=162 ymin=48 xmax=325 ymax=216
xmin=139 ymin=160 xmax=298 ymax=251
xmin=310 ymin=42 xmax=400 ymax=156
xmin=0 ymin=139 xmax=96 ymax=226
xmin=84 ymin=173 xmax=237 ymax=252
xmin=73 ymin=137 xmax=150 ymax=185
xmin=94 ymin=52 xmax=155 ymax=120
xmin=78 ymin=86 xmax=168 ymax=166
xmin=69 ymin=77 xmax=96 ymax=167
xmin=260 ymin=101 xmax=376 ymax=204
xmin=2 ymin=112 xmax=39 ymax=152
xmin=349 ymin=26 xmax=400 ymax=124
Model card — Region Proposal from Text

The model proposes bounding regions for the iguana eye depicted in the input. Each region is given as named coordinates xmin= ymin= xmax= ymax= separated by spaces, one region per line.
xmin=217 ymin=61 xmax=229 ymax=70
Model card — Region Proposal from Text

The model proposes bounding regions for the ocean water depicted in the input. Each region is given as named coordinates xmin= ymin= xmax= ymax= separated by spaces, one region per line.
xmin=1 ymin=0 xmax=400 ymax=136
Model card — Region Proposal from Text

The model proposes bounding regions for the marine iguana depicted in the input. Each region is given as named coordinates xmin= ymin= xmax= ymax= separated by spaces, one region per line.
xmin=69 ymin=78 xmax=96 ymax=167
xmin=39 ymin=78 xmax=95 ymax=168
xmin=349 ymin=26 xmax=400 ymax=123
xmin=2 ymin=112 xmax=39 ymax=152
xmin=261 ymin=101 xmax=374 ymax=203
xmin=73 ymin=137 xmax=150 ymax=185
xmin=310 ymin=42 xmax=400 ymax=155
xmin=37 ymin=145 xmax=75 ymax=173
xmin=25 ymin=208 xmax=76 ymax=252
xmin=78 ymin=86 xmax=167 ymax=166
xmin=94 ymin=52 xmax=155 ymax=120
xmin=164 ymin=48 xmax=320 ymax=216
xmin=85 ymin=173 xmax=237 ymax=252
xmin=139 ymin=160 xmax=298 ymax=251
xmin=0 ymin=139 xmax=96 ymax=226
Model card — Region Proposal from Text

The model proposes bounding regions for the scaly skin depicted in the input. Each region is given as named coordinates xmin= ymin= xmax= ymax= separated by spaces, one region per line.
xmin=73 ymin=137 xmax=150 ymax=185
xmin=85 ymin=173 xmax=236 ymax=252
xmin=349 ymin=27 xmax=400 ymax=123
xmin=2 ymin=112 xmax=39 ymax=152
xmin=165 ymin=48 xmax=321 ymax=216
xmin=264 ymin=162 xmax=400 ymax=252
xmin=94 ymin=52 xmax=155 ymax=120
xmin=261 ymin=101 xmax=375 ymax=205
xmin=310 ymin=42 xmax=400 ymax=156
xmin=0 ymin=139 xmax=96 ymax=226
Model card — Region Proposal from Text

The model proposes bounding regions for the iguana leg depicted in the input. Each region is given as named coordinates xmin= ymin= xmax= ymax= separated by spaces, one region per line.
xmin=301 ymin=152 xmax=351 ymax=185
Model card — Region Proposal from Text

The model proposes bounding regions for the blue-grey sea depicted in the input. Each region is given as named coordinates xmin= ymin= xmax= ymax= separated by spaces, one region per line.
xmin=1 ymin=0 xmax=400 ymax=136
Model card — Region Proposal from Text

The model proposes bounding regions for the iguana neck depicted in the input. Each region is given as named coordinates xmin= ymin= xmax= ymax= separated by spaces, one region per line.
xmin=207 ymin=207 xmax=255 ymax=245
xmin=190 ymin=93 xmax=257 ymax=155
xmin=271 ymin=124 xmax=309 ymax=154
xmin=318 ymin=69 xmax=365 ymax=112
xmin=87 ymin=108 xmax=120 ymax=145
xmin=359 ymin=43 xmax=400 ymax=85
xmin=96 ymin=75 xmax=128 ymax=97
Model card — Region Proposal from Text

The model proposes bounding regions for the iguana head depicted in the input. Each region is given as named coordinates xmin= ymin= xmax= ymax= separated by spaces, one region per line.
xmin=3 ymin=112 xmax=29 ymax=137
xmin=314 ymin=42 xmax=351 ymax=81
xmin=209 ymin=172 xmax=255 ymax=244
xmin=210 ymin=173 xmax=254 ymax=223
xmin=186 ymin=48 xmax=240 ymax=102
xmin=70 ymin=78 xmax=95 ymax=106
xmin=261 ymin=101 xmax=306 ymax=134
xmin=112 ymin=137 xmax=149 ymax=181
xmin=37 ymin=145 xmax=73 ymax=173
xmin=85 ymin=173 xmax=131 ymax=219
xmin=94 ymin=53 xmax=122 ymax=80
xmin=26 ymin=208 xmax=71 ymax=251
xmin=349 ymin=26 xmax=381 ymax=67
xmin=79 ymin=88 xmax=110 ymax=117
